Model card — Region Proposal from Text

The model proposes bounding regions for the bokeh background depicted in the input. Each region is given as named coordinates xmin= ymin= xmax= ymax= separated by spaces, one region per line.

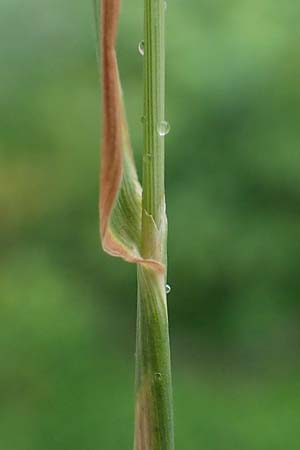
xmin=1 ymin=1 xmax=300 ymax=449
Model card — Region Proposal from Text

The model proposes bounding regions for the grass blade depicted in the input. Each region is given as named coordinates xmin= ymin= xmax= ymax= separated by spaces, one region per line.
xmin=99 ymin=0 xmax=164 ymax=272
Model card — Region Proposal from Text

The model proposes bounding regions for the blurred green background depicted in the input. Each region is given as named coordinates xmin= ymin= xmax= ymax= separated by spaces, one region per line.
xmin=1 ymin=0 xmax=300 ymax=449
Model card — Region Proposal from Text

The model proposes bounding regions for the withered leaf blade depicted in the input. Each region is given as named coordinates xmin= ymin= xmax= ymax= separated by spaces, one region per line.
xmin=99 ymin=0 xmax=164 ymax=273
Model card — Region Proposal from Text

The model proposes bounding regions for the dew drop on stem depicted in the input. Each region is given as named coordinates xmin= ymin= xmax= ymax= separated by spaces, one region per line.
xmin=154 ymin=372 xmax=162 ymax=381
xmin=138 ymin=40 xmax=144 ymax=56
xmin=166 ymin=284 xmax=171 ymax=294
xmin=157 ymin=121 xmax=170 ymax=136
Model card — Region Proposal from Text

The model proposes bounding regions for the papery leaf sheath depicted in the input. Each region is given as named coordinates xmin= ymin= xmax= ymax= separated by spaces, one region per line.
xmin=99 ymin=0 xmax=164 ymax=272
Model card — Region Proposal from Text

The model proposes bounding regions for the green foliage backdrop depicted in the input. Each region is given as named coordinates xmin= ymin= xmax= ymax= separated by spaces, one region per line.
xmin=1 ymin=1 xmax=300 ymax=449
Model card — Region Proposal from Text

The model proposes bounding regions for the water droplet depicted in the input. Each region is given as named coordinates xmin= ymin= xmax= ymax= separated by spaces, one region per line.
xmin=157 ymin=121 xmax=170 ymax=136
xmin=164 ymin=1 xmax=167 ymax=11
xmin=154 ymin=372 xmax=162 ymax=381
xmin=138 ymin=40 xmax=144 ymax=56
xmin=166 ymin=284 xmax=171 ymax=294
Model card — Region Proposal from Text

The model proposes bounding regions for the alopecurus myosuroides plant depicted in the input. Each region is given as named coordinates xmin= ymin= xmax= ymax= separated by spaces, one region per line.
xmin=97 ymin=1 xmax=174 ymax=449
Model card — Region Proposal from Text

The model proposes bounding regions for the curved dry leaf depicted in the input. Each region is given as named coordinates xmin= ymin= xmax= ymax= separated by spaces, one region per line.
xmin=99 ymin=0 xmax=164 ymax=273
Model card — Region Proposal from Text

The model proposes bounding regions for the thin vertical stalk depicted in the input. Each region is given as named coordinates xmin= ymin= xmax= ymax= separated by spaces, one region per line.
xmin=98 ymin=1 xmax=173 ymax=446
xmin=134 ymin=1 xmax=174 ymax=450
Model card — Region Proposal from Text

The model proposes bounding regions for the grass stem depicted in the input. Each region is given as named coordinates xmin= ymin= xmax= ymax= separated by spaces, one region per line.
xmin=134 ymin=1 xmax=174 ymax=449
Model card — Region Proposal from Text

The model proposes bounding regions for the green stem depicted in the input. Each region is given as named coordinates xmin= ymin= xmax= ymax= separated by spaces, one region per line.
xmin=134 ymin=1 xmax=174 ymax=450
xmin=142 ymin=0 xmax=165 ymax=234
